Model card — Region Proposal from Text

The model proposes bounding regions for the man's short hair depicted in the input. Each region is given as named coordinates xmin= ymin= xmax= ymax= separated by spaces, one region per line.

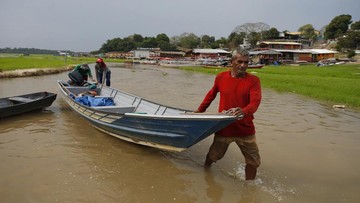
xmin=231 ymin=46 xmax=249 ymax=59
xmin=81 ymin=64 xmax=90 ymax=70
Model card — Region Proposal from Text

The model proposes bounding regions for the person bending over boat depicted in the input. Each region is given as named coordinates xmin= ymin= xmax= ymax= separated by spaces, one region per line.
xmin=68 ymin=64 xmax=95 ymax=86
xmin=195 ymin=46 xmax=262 ymax=180
xmin=95 ymin=58 xmax=111 ymax=86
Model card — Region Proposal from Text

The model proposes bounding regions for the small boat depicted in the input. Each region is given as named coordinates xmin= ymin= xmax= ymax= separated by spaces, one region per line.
xmin=0 ymin=92 xmax=57 ymax=118
xmin=248 ymin=64 xmax=264 ymax=69
xmin=57 ymin=81 xmax=238 ymax=152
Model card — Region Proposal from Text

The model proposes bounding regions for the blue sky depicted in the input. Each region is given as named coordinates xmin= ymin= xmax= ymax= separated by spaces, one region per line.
xmin=1 ymin=0 xmax=359 ymax=52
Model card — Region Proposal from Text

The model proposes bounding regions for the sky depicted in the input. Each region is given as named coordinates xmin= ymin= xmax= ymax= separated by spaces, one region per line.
xmin=1 ymin=0 xmax=359 ymax=52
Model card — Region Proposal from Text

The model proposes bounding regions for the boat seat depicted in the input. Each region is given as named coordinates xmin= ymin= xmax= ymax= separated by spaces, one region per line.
xmin=66 ymin=87 xmax=101 ymax=95
xmin=91 ymin=106 xmax=136 ymax=114
xmin=9 ymin=97 xmax=35 ymax=103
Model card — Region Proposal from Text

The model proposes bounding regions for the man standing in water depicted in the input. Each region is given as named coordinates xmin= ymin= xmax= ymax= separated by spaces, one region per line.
xmin=195 ymin=47 xmax=262 ymax=180
xmin=95 ymin=58 xmax=111 ymax=86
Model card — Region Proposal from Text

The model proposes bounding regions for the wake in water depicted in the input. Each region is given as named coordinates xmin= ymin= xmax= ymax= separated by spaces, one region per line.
xmin=162 ymin=150 xmax=298 ymax=202
xmin=224 ymin=162 xmax=298 ymax=202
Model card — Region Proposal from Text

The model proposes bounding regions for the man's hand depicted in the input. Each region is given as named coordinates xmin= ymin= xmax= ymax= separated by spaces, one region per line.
xmin=89 ymin=77 xmax=96 ymax=83
xmin=223 ymin=107 xmax=244 ymax=119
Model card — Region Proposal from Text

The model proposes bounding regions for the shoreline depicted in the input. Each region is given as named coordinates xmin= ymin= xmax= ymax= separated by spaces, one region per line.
xmin=0 ymin=67 xmax=72 ymax=78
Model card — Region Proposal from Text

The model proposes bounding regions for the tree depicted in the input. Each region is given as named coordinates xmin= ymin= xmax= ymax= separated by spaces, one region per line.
xmin=155 ymin=33 xmax=177 ymax=50
xmin=141 ymin=37 xmax=157 ymax=48
xmin=156 ymin=33 xmax=170 ymax=43
xmin=170 ymin=36 xmax=181 ymax=46
xmin=247 ymin=32 xmax=262 ymax=48
xmin=231 ymin=22 xmax=271 ymax=48
xmin=347 ymin=50 xmax=356 ymax=58
xmin=100 ymin=38 xmax=122 ymax=52
xmin=324 ymin=14 xmax=352 ymax=39
xmin=0 ymin=47 xmax=59 ymax=55
xmin=319 ymin=26 xmax=327 ymax=37
xmin=131 ymin=34 xmax=144 ymax=43
xmin=227 ymin=32 xmax=245 ymax=49
xmin=118 ymin=39 xmax=137 ymax=52
xmin=232 ymin=22 xmax=270 ymax=35
xmin=200 ymin=35 xmax=215 ymax=48
xmin=351 ymin=20 xmax=360 ymax=30
xmin=178 ymin=32 xmax=201 ymax=49
xmin=211 ymin=37 xmax=227 ymax=49
xmin=336 ymin=31 xmax=360 ymax=51
xmin=262 ymin=28 xmax=280 ymax=40
xmin=157 ymin=41 xmax=177 ymax=51
xmin=298 ymin=24 xmax=317 ymax=40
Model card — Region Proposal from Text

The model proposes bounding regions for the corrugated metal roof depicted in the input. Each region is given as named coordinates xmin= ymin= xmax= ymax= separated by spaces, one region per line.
xmin=304 ymin=49 xmax=338 ymax=54
xmin=158 ymin=51 xmax=185 ymax=55
xmin=250 ymin=50 xmax=282 ymax=55
xmin=286 ymin=32 xmax=301 ymax=35
xmin=260 ymin=41 xmax=302 ymax=45
xmin=193 ymin=49 xmax=230 ymax=54
xmin=273 ymin=49 xmax=310 ymax=53
xmin=272 ymin=49 xmax=338 ymax=54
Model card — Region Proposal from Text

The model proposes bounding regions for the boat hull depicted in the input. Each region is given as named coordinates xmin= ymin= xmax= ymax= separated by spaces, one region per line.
xmin=58 ymin=81 xmax=237 ymax=151
xmin=248 ymin=64 xmax=264 ymax=69
xmin=0 ymin=92 xmax=57 ymax=118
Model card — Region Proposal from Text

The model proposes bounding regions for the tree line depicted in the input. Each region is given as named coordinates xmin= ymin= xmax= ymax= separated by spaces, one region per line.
xmin=0 ymin=47 xmax=68 ymax=55
xmin=1 ymin=14 xmax=359 ymax=55
xmin=95 ymin=14 xmax=359 ymax=54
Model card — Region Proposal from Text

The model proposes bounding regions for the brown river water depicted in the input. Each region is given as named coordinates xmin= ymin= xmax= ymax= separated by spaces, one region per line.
xmin=1 ymin=63 xmax=360 ymax=203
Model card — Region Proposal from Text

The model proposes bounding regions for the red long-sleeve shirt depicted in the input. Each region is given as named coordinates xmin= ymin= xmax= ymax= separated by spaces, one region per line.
xmin=197 ymin=70 xmax=261 ymax=137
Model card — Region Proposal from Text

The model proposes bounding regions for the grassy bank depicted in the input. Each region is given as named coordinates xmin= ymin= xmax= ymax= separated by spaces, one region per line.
xmin=1 ymin=54 xmax=359 ymax=110
xmin=0 ymin=54 xmax=127 ymax=71
xmin=180 ymin=64 xmax=360 ymax=110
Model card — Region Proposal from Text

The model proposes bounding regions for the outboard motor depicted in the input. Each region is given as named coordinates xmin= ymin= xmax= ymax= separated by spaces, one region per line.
xmin=68 ymin=71 xmax=85 ymax=86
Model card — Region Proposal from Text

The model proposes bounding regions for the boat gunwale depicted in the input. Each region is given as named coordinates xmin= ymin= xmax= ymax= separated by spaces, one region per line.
xmin=58 ymin=81 xmax=236 ymax=120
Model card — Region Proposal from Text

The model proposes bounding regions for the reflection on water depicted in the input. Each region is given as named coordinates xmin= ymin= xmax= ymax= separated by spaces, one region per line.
xmin=205 ymin=171 xmax=224 ymax=202
xmin=1 ymin=63 xmax=360 ymax=202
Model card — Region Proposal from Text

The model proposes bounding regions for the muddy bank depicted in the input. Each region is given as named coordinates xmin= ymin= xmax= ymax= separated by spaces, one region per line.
xmin=0 ymin=67 xmax=72 ymax=78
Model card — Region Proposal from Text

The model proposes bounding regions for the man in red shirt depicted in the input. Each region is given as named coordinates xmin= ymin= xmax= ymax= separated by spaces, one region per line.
xmin=195 ymin=47 xmax=262 ymax=180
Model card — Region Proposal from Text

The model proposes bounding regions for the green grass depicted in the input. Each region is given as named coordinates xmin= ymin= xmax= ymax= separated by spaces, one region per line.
xmin=0 ymin=54 xmax=127 ymax=70
xmin=180 ymin=64 xmax=360 ymax=110
xmin=1 ymin=54 xmax=359 ymax=110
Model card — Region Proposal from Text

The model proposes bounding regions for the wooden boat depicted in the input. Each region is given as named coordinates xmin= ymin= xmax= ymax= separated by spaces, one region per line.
xmin=57 ymin=81 xmax=238 ymax=152
xmin=0 ymin=92 xmax=57 ymax=118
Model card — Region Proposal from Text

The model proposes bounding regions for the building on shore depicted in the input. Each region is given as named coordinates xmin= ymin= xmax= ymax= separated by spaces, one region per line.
xmin=105 ymin=52 xmax=133 ymax=58
xmin=255 ymin=40 xmax=338 ymax=63
xmin=192 ymin=49 xmax=230 ymax=59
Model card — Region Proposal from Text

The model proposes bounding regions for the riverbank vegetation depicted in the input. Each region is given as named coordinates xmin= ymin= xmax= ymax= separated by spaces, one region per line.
xmin=180 ymin=64 xmax=360 ymax=110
